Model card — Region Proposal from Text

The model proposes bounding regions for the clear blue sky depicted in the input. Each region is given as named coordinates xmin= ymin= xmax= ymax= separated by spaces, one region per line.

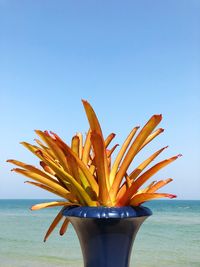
xmin=0 ymin=1 xmax=199 ymax=199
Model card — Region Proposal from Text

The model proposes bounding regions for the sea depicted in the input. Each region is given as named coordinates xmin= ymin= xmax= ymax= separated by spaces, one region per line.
xmin=0 ymin=200 xmax=199 ymax=267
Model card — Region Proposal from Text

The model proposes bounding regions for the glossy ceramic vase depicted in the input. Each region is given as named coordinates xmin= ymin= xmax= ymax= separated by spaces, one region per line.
xmin=62 ymin=206 xmax=152 ymax=267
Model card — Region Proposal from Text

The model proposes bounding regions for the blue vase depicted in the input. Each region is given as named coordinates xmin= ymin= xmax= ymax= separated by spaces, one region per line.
xmin=62 ymin=206 xmax=152 ymax=267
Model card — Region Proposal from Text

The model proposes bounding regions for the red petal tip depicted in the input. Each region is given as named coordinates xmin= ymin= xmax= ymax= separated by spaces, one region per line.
xmin=169 ymin=194 xmax=177 ymax=199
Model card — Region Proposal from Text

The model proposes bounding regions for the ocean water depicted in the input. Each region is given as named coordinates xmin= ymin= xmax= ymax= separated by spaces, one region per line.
xmin=0 ymin=200 xmax=199 ymax=267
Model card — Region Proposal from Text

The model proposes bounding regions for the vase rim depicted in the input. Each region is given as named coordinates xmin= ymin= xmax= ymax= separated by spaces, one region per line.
xmin=62 ymin=205 xmax=152 ymax=219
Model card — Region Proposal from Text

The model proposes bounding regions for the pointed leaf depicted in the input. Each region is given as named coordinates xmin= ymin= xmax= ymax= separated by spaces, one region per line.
xmin=25 ymin=181 xmax=74 ymax=199
xmin=44 ymin=210 xmax=63 ymax=242
xmin=110 ymin=115 xmax=162 ymax=200
xmin=11 ymin=168 xmax=73 ymax=200
xmin=109 ymin=126 xmax=139 ymax=186
xmin=82 ymin=100 xmax=103 ymax=137
xmin=21 ymin=142 xmax=55 ymax=162
xmin=125 ymin=173 xmax=131 ymax=188
xmin=7 ymin=159 xmax=57 ymax=184
xmin=60 ymin=218 xmax=70 ymax=236
xmin=137 ymin=181 xmax=157 ymax=194
xmin=71 ymin=135 xmax=79 ymax=156
xmin=82 ymin=100 xmax=109 ymax=184
xmin=91 ymin=131 xmax=110 ymax=205
xmin=76 ymin=132 xmax=83 ymax=159
xmin=35 ymin=130 xmax=69 ymax=172
xmin=50 ymin=132 xmax=99 ymax=195
xmin=138 ymin=128 xmax=164 ymax=152
xmin=105 ymin=133 xmax=116 ymax=148
xmin=82 ymin=129 xmax=91 ymax=164
xmin=129 ymin=146 xmax=168 ymax=181
xmin=107 ymin=144 xmax=119 ymax=158
xmin=147 ymin=178 xmax=173 ymax=193
xmin=31 ymin=201 xmax=77 ymax=210
xmin=35 ymin=151 xmax=97 ymax=206
xmin=117 ymin=154 xmax=181 ymax=206
xmin=116 ymin=146 xmax=168 ymax=201
xmin=34 ymin=139 xmax=55 ymax=159
xmin=129 ymin=193 xmax=176 ymax=206
xmin=40 ymin=161 xmax=55 ymax=175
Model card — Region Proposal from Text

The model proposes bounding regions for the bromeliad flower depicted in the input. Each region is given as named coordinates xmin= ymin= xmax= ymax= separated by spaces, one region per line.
xmin=8 ymin=100 xmax=181 ymax=241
